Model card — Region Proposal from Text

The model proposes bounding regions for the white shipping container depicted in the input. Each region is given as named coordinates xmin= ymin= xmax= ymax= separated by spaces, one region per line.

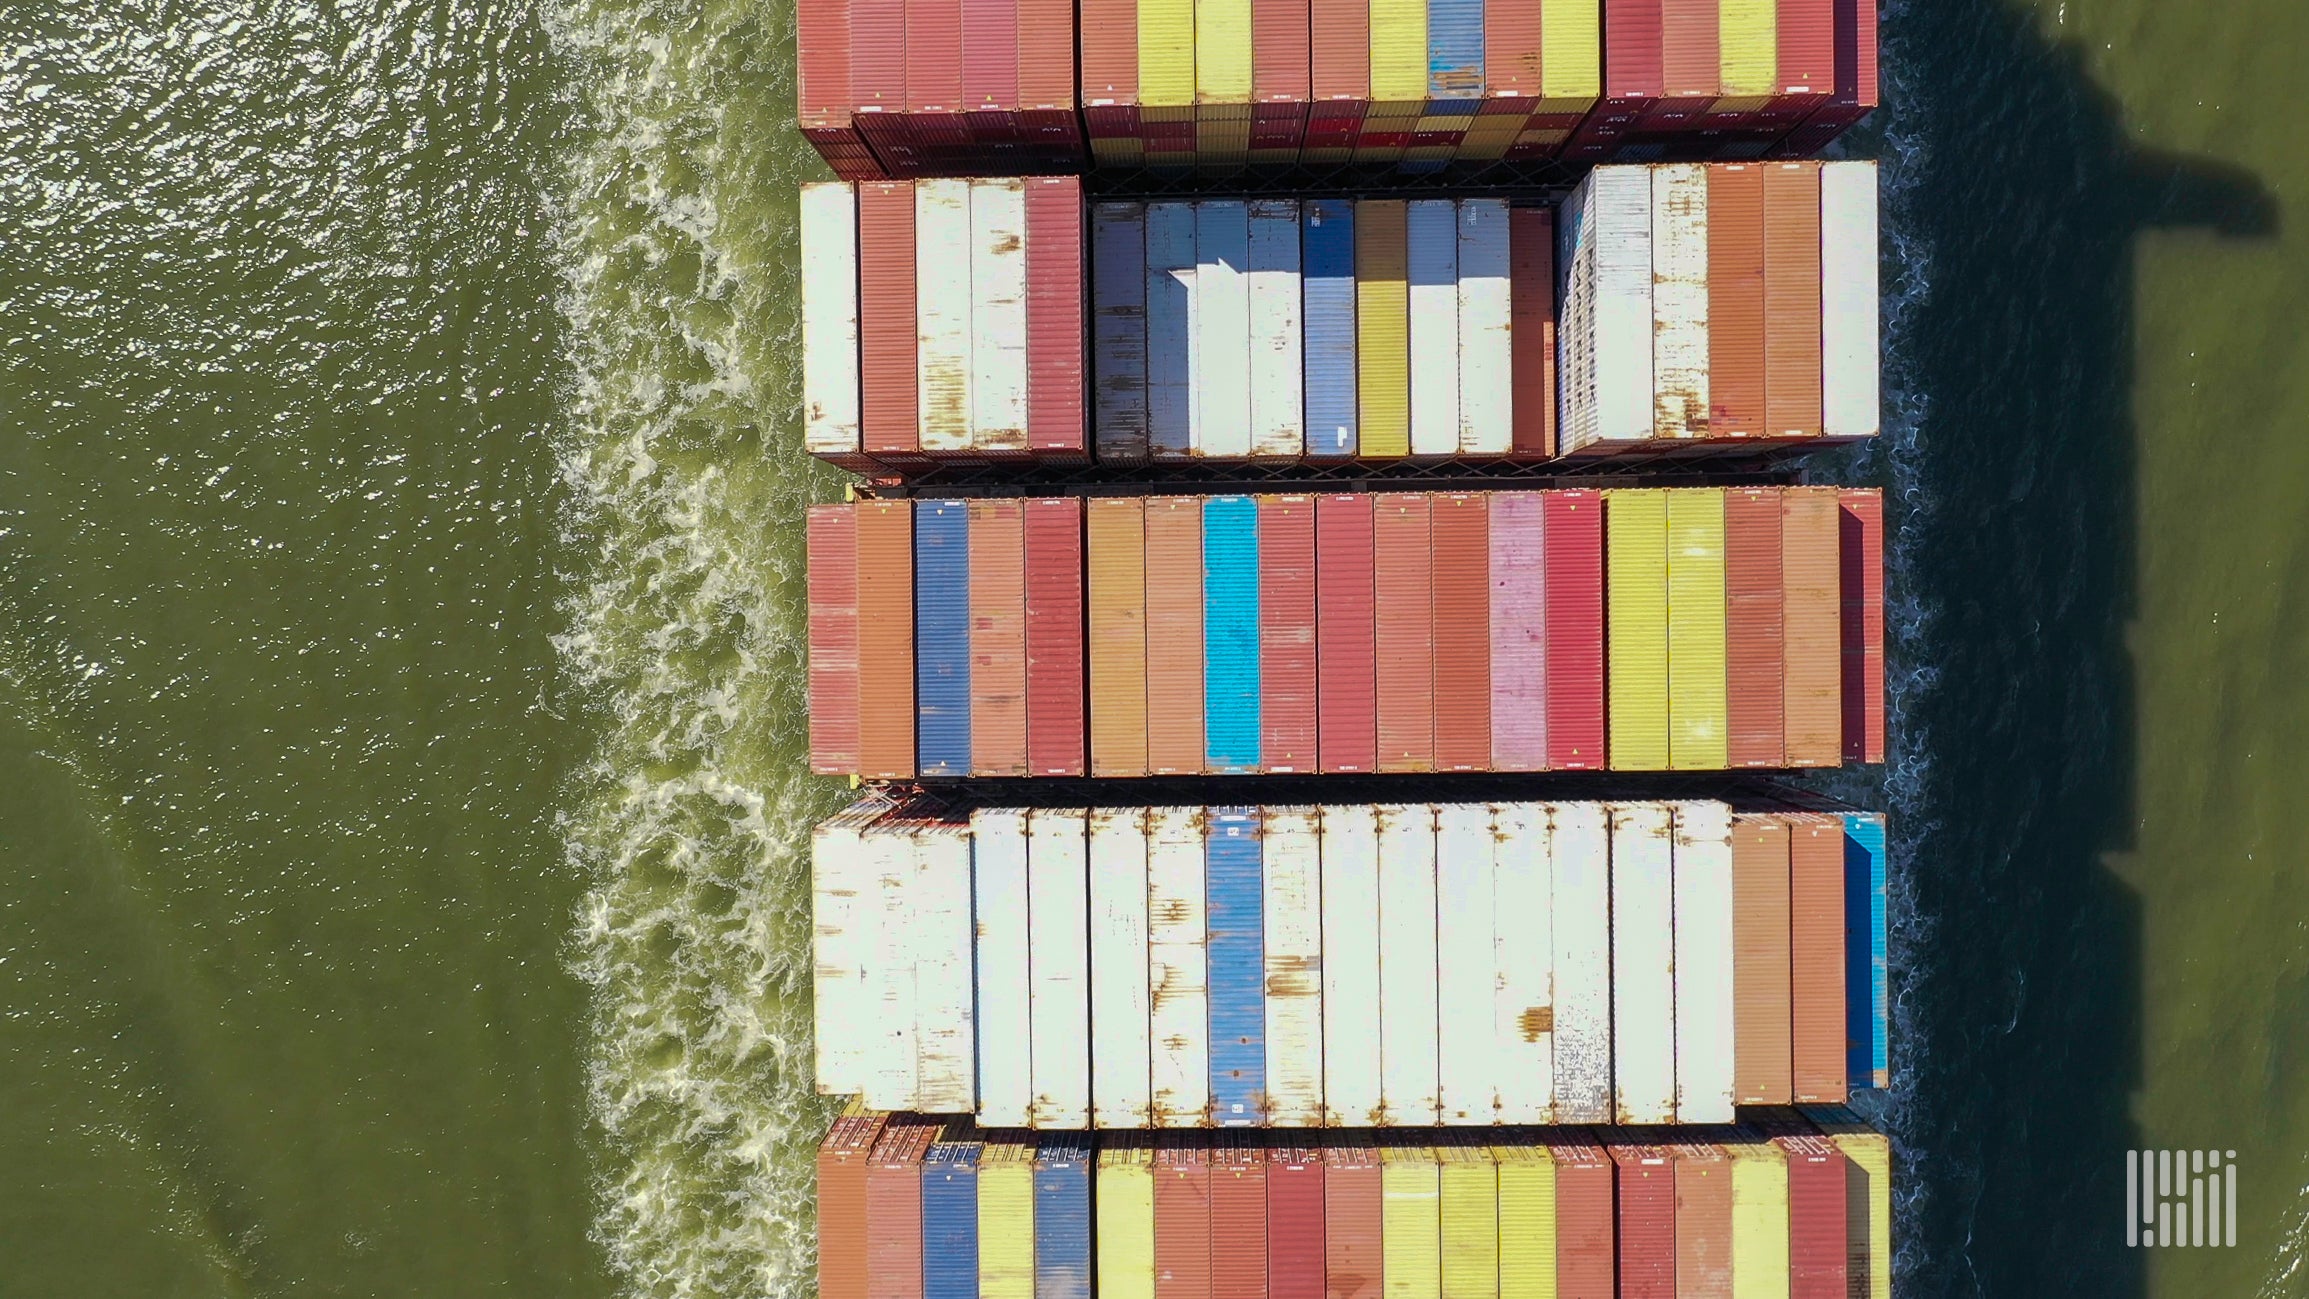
xmin=1145 ymin=203 xmax=1197 ymax=458
xmin=864 ymin=824 xmax=919 ymax=1110
xmin=1651 ymin=165 xmax=1710 ymax=440
xmin=1147 ymin=807 xmax=1209 ymax=1126
xmin=1093 ymin=203 xmax=1150 ymax=461
xmin=1456 ymin=199 xmax=1513 ymax=456
xmin=1672 ymin=802 xmax=1737 ymax=1124
xmin=1089 ymin=808 xmax=1153 ymax=1128
xmin=915 ymin=822 xmax=977 ymax=1112
xmin=1377 ymin=804 xmax=1440 ymax=1125
xmin=1320 ymin=804 xmax=1383 ymax=1126
xmin=916 ymin=179 xmax=974 ymax=451
xmin=1195 ymin=202 xmax=1252 ymax=458
xmin=1592 ymin=167 xmax=1654 ymax=446
xmin=1435 ymin=801 xmax=1495 ymax=1123
xmin=1491 ymin=802 xmax=1552 ymax=1124
xmin=1261 ymin=806 xmax=1325 ymax=1126
xmin=800 ymin=182 xmax=860 ymax=457
xmin=1611 ymin=803 xmax=1677 ymax=1124
xmin=1247 ymin=200 xmax=1306 ymax=460
xmin=1555 ymin=178 xmax=1600 ymax=452
xmin=973 ymin=808 xmax=1033 ymax=1125
xmin=810 ymin=794 xmax=885 ymax=1096
xmin=1407 ymin=200 xmax=1460 ymax=458
xmin=1550 ymin=803 xmax=1611 ymax=1121
xmin=1821 ymin=161 xmax=1881 ymax=441
xmin=1029 ymin=808 xmax=1091 ymax=1128
xmin=969 ymin=179 xmax=1029 ymax=451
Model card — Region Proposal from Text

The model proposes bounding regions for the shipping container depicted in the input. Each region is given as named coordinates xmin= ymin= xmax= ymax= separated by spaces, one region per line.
xmin=1089 ymin=498 xmax=1150 ymax=777
xmin=1491 ymin=1144 xmax=1553 ymax=1299
xmin=1356 ymin=201 xmax=1411 ymax=457
xmin=820 ymin=1112 xmax=888 ymax=1299
xmin=1096 ymin=204 xmax=1151 ymax=460
xmin=925 ymin=1128 xmax=983 ymax=1299
xmin=816 ymin=798 xmax=888 ymax=1095
xmin=1608 ymin=1138 xmax=1677 ymax=1299
xmin=1030 ymin=810 xmax=1091 ymax=1127
xmin=1488 ymin=493 xmax=1547 ymax=771
xmin=1652 ymin=165 xmax=1710 ymax=440
xmin=1208 ymin=808 xmax=1269 ymax=1125
xmin=1803 ymin=1108 xmax=1892 ymax=1299
xmin=1024 ymin=497 xmax=1086 ymax=776
xmin=1456 ymin=200 xmax=1513 ymax=456
xmin=1431 ymin=493 xmax=1491 ymax=770
xmin=1674 ymin=802 xmax=1737 ymax=1124
xmin=972 ymin=180 xmax=1030 ymax=451
xmin=918 ymin=183 xmax=975 ymax=452
xmin=1668 ymin=1137 xmax=1734 ymax=1299
xmin=1024 ymin=178 xmax=1085 ymax=458
xmin=1147 ymin=204 xmax=1197 ymax=458
xmin=1321 ymin=805 xmax=1385 ymax=1125
xmin=856 ymin=501 xmax=915 ymax=778
xmin=1819 ymin=162 xmax=1879 ymax=441
xmin=1667 ymin=487 xmax=1730 ymax=770
xmin=1542 ymin=1131 xmax=1614 ymax=1297
xmin=1508 ymin=206 xmax=1556 ymax=457
xmin=1316 ymin=495 xmax=1378 ymax=774
xmin=1490 ymin=803 xmax=1552 ymax=1124
xmin=1607 ymin=489 xmax=1671 ymax=771
xmin=1212 ymin=1137 xmax=1270 ymax=1299
xmin=1156 ymin=1135 xmax=1214 ymax=1299
xmin=1374 ymin=496 xmax=1435 ymax=771
xmin=983 ymin=1135 xmax=1039 ymax=1299
xmin=971 ymin=499 xmax=1029 ymax=776
xmin=1786 ymin=815 xmax=1846 ymax=1104
xmin=1263 ymin=807 xmax=1326 ymax=1126
xmin=1544 ymin=491 xmax=1607 ymax=769
xmin=1779 ymin=487 xmax=1841 ymax=766
xmin=1036 ymin=1135 xmax=1094 ymax=1299
xmin=1380 ymin=1138 xmax=1442 ymax=1299
xmin=1407 ymin=200 xmax=1461 ymax=457
xmin=1762 ymin=162 xmax=1823 ymax=438
xmin=916 ymin=499 xmax=973 ymax=777
xmin=1304 ymin=201 xmax=1360 ymax=457
xmin=869 ymin=1121 xmax=939 ymax=1299
xmin=1593 ymin=167 xmax=1653 ymax=447
xmin=1839 ymin=489 xmax=1886 ymax=763
xmin=1150 ymin=807 xmax=1212 ymax=1127
xmin=1100 ymin=1136 xmax=1159 ymax=1299
xmin=1707 ymin=165 xmax=1767 ymax=440
xmin=1249 ymin=201 xmax=1307 ymax=458
xmin=1198 ymin=203 xmax=1253 ymax=458
xmin=1324 ymin=1135 xmax=1383 ymax=1299
xmin=1842 ymin=813 xmax=1888 ymax=1089
xmin=1756 ymin=1116 xmax=1848 ymax=1299
xmin=1434 ymin=803 xmax=1496 ymax=1123
xmin=804 ymin=185 xmax=865 ymax=460
xmin=1550 ymin=802 xmax=1612 ymax=1123
xmin=1260 ymin=497 xmax=1320 ymax=772
xmin=1377 ymin=805 xmax=1442 ymax=1126
xmin=919 ymin=821 xmax=979 ymax=1111
xmin=1611 ymin=803 xmax=1676 ymax=1125
xmin=1206 ymin=498 xmax=1263 ymax=774
xmin=1147 ymin=498 xmax=1207 ymax=774
xmin=1437 ymin=1136 xmax=1498 ymax=1299
xmin=1269 ymin=1144 xmax=1327 ymax=1299
xmin=866 ymin=820 xmax=920 ymax=1109
xmin=975 ymin=809 xmax=1035 ymax=1126
xmin=1091 ymin=808 xmax=1155 ymax=1128
xmin=1731 ymin=814 xmax=1794 ymax=1106
xmin=1721 ymin=1133 xmax=1790 ymax=1299
xmin=1724 ymin=487 xmax=1786 ymax=767
xmin=809 ymin=504 xmax=861 ymax=776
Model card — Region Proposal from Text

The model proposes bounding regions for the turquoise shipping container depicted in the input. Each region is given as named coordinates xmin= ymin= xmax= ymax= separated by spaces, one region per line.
xmin=1843 ymin=812 xmax=1889 ymax=1090
xmin=1204 ymin=496 xmax=1262 ymax=772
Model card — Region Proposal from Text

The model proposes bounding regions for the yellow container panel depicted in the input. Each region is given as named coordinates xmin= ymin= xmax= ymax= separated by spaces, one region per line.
xmin=1196 ymin=0 xmax=1253 ymax=102
xmin=1722 ymin=1141 xmax=1790 ymax=1299
xmin=1140 ymin=0 xmax=1196 ymax=106
xmin=1667 ymin=488 xmax=1729 ymax=770
xmin=1370 ymin=0 xmax=1428 ymax=103
xmin=1382 ymin=1146 xmax=1443 ymax=1299
xmin=1439 ymin=1149 xmax=1500 ymax=1299
xmin=1718 ymin=0 xmax=1777 ymax=98
xmin=1097 ymin=1143 xmax=1157 ymax=1299
xmin=1494 ymin=1149 xmax=1556 ymax=1299
xmin=980 ymin=1142 xmax=1037 ymax=1299
xmin=1356 ymin=201 xmax=1411 ymax=458
xmin=1539 ymin=0 xmax=1602 ymax=98
xmin=1607 ymin=489 xmax=1671 ymax=769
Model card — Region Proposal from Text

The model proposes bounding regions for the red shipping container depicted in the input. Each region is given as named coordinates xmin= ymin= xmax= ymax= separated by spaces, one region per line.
xmin=1542 ymin=491 xmax=1606 ymax=769
xmin=1543 ymin=1131 xmax=1615 ymax=1299
xmin=969 ymin=499 xmax=1028 ymax=776
xmin=866 ymin=1121 xmax=938 ymax=1299
xmin=1839 ymin=489 xmax=1886 ymax=763
xmin=1016 ymin=0 xmax=1077 ymax=116
xmin=1757 ymin=1116 xmax=1850 ymax=1299
xmin=1024 ymin=496 xmax=1086 ymax=776
xmin=1483 ymin=0 xmax=1543 ymax=101
xmin=1145 ymin=498 xmax=1206 ymax=775
xmin=1788 ymin=814 xmax=1847 ymax=1104
xmin=1253 ymin=0 xmax=1312 ymax=105
xmin=1668 ymin=1138 xmax=1733 ymax=1298
xmin=1776 ymin=0 xmax=1836 ymax=98
xmin=1707 ymin=165 xmax=1767 ymax=439
xmin=856 ymin=500 xmax=916 ymax=779
xmin=1725 ymin=487 xmax=1786 ymax=767
xmin=858 ymin=184 xmax=919 ymax=457
xmin=1509 ymin=207 xmax=1557 ymax=457
xmin=1268 ymin=1144 xmax=1326 ymax=1299
xmin=851 ymin=0 xmax=907 ymax=119
xmin=1762 ymin=162 xmax=1824 ymax=440
xmin=1561 ymin=0 xmax=1663 ymax=160
xmin=1026 ymin=178 xmax=1087 ymax=456
xmin=1212 ymin=1137 xmax=1270 ymax=1299
xmin=1321 ymin=1136 xmax=1381 ymax=1299
xmin=1260 ymin=496 xmax=1320 ymax=773
xmin=1607 ymin=1139 xmax=1677 ymax=1299
xmin=959 ymin=0 xmax=1017 ymax=115
xmin=1159 ymin=1135 xmax=1215 ymax=1299
xmin=907 ymin=0 xmax=963 ymax=115
xmin=1316 ymin=495 xmax=1377 ymax=774
xmin=808 ymin=505 xmax=860 ymax=775
xmin=818 ymin=1113 xmax=888 ymax=1299
xmin=1430 ymin=493 xmax=1490 ymax=772
xmin=1373 ymin=494 xmax=1434 ymax=773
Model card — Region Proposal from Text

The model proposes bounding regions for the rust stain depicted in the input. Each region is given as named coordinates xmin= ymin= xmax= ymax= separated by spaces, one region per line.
xmin=1518 ymin=1005 xmax=1554 ymax=1041
xmin=1154 ymin=898 xmax=1193 ymax=925
xmin=992 ymin=233 xmax=1023 ymax=255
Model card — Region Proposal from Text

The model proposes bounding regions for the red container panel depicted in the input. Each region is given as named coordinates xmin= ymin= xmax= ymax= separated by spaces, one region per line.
xmin=851 ymin=0 xmax=907 ymax=120
xmin=856 ymin=500 xmax=916 ymax=779
xmin=1309 ymin=0 xmax=1370 ymax=103
xmin=1316 ymin=495 xmax=1377 ymax=774
xmin=1017 ymin=0 xmax=1077 ymax=111
xmin=1707 ymin=165 xmax=1767 ymax=439
xmin=960 ymin=0 xmax=1016 ymax=112
xmin=1484 ymin=0 xmax=1543 ymax=100
xmin=858 ymin=183 xmax=919 ymax=456
xmin=1321 ymin=1138 xmax=1381 ymax=1299
xmin=1078 ymin=0 xmax=1137 ymax=109
xmin=1509 ymin=207 xmax=1557 ymax=457
xmin=798 ymin=0 xmax=855 ymax=129
xmin=1269 ymin=1146 xmax=1326 ymax=1299
xmin=1724 ymin=487 xmax=1785 ymax=767
xmin=1768 ymin=1126 xmax=1850 ymax=1299
xmin=1158 ymin=1139 xmax=1215 ymax=1299
xmin=1660 ymin=0 xmax=1720 ymax=98
xmin=1024 ymin=496 xmax=1086 ymax=776
xmin=970 ymin=499 xmax=1028 ymax=776
xmin=1839 ymin=490 xmax=1885 ymax=763
xmin=1026 ymin=178 xmax=1087 ymax=456
xmin=807 ymin=505 xmax=860 ymax=775
xmin=907 ymin=0 xmax=964 ymax=114
xmin=1608 ymin=1140 xmax=1677 ymax=1299
xmin=1212 ymin=1140 xmax=1270 ymax=1299
xmin=1777 ymin=0 xmax=1836 ymax=95
xmin=1430 ymin=493 xmax=1490 ymax=772
xmin=1253 ymin=0 xmax=1313 ymax=102
xmin=1542 ymin=491 xmax=1606 ymax=769
xmin=1544 ymin=1131 xmax=1615 ymax=1299
xmin=1260 ymin=496 xmax=1320 ymax=773
xmin=866 ymin=1122 xmax=937 ymax=1299
xmin=1373 ymin=495 xmax=1434 ymax=773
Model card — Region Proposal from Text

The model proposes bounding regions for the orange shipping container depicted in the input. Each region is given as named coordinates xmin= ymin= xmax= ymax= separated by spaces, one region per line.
xmin=856 ymin=500 xmax=917 ymax=779
xmin=818 ymin=1113 xmax=889 ymax=1299
xmin=1788 ymin=815 xmax=1848 ymax=1105
xmin=1323 ymin=1135 xmax=1382 ymax=1299
xmin=1724 ymin=487 xmax=1785 ymax=767
xmin=1544 ymin=1131 xmax=1615 ymax=1298
xmin=1762 ymin=162 xmax=1825 ymax=440
xmin=1145 ymin=498 xmax=1206 ymax=775
xmin=1706 ymin=165 xmax=1767 ymax=440
xmin=1158 ymin=1134 xmax=1216 ymax=1299
xmin=1090 ymin=498 xmax=1150 ymax=777
xmin=1668 ymin=1137 xmax=1733 ymax=1298
xmin=970 ymin=499 xmax=1028 ymax=776
xmin=1732 ymin=815 xmax=1795 ymax=1106
xmin=1509 ymin=206 xmax=1557 ymax=458
xmin=1373 ymin=494 xmax=1434 ymax=772
xmin=1430 ymin=493 xmax=1491 ymax=772
xmin=1780 ymin=487 xmax=1841 ymax=766
xmin=1840 ymin=489 xmax=1887 ymax=764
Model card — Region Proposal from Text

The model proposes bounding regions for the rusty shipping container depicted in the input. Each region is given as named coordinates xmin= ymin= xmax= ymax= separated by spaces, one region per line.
xmin=809 ymin=505 xmax=861 ymax=774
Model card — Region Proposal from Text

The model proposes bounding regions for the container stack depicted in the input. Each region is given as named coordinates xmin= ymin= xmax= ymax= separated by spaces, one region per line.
xmin=794 ymin=0 xmax=1895 ymax=1290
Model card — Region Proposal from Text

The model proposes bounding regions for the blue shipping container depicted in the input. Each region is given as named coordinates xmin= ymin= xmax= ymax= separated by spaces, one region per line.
xmin=922 ymin=1133 xmax=982 ymax=1299
xmin=1205 ymin=807 xmax=1266 ymax=1125
xmin=1093 ymin=205 xmax=1148 ymax=457
xmin=1032 ymin=1135 xmax=1093 ymax=1299
xmin=1203 ymin=496 xmax=1261 ymax=771
xmin=1426 ymin=0 xmax=1484 ymax=101
xmin=1145 ymin=203 xmax=1197 ymax=457
xmin=1302 ymin=200 xmax=1357 ymax=456
xmin=915 ymin=500 xmax=971 ymax=775
xmin=1842 ymin=812 xmax=1888 ymax=1089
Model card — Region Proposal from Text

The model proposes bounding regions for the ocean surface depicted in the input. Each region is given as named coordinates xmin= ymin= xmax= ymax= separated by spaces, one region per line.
xmin=3 ymin=0 xmax=2305 ymax=1295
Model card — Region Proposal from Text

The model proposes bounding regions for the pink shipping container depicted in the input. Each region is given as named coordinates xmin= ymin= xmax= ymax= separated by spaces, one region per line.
xmin=1488 ymin=492 xmax=1547 ymax=770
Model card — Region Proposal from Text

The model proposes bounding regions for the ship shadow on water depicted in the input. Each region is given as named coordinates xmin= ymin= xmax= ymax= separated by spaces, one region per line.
xmin=1858 ymin=0 xmax=2278 ymax=1293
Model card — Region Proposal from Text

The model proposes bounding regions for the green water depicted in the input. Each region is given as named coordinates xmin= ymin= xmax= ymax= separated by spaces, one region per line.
xmin=5 ymin=0 xmax=2309 ymax=1295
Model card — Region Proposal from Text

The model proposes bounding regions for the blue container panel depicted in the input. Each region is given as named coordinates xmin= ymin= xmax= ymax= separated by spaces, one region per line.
xmin=922 ymin=1144 xmax=981 ymax=1299
xmin=1093 ymin=206 xmax=1149 ymax=449
xmin=1203 ymin=496 xmax=1261 ymax=772
xmin=1426 ymin=0 xmax=1485 ymax=102
xmin=1407 ymin=200 xmax=1459 ymax=289
xmin=1206 ymin=807 xmax=1266 ymax=1125
xmin=1032 ymin=1137 xmax=1093 ymax=1299
xmin=1302 ymin=200 xmax=1357 ymax=457
xmin=1145 ymin=203 xmax=1197 ymax=457
xmin=914 ymin=500 xmax=971 ymax=775
xmin=1842 ymin=812 xmax=1888 ymax=1089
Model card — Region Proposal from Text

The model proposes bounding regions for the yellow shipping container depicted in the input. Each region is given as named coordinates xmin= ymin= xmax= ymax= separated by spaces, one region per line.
xmin=1539 ymin=0 xmax=1602 ymax=100
xmin=1721 ymin=1137 xmax=1791 ymax=1299
xmin=1382 ymin=1141 xmax=1442 ymax=1299
xmin=980 ymin=1137 xmax=1037 ymax=1299
xmin=1438 ymin=1137 xmax=1499 ymax=1299
xmin=1667 ymin=488 xmax=1729 ymax=770
xmin=1493 ymin=1146 xmax=1556 ymax=1299
xmin=1607 ymin=489 xmax=1671 ymax=769
xmin=1718 ymin=0 xmax=1777 ymax=99
xmin=1369 ymin=0 xmax=1427 ymax=105
xmin=1196 ymin=0 xmax=1252 ymax=103
xmin=1806 ymin=1109 xmax=1893 ymax=1299
xmin=1140 ymin=0 xmax=1195 ymax=107
xmin=1356 ymin=201 xmax=1410 ymax=457
xmin=1096 ymin=1136 xmax=1156 ymax=1299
